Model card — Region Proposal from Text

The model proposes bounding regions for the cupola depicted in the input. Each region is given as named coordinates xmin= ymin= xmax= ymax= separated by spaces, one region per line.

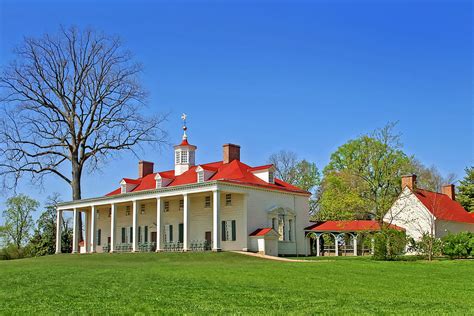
xmin=174 ymin=113 xmax=197 ymax=176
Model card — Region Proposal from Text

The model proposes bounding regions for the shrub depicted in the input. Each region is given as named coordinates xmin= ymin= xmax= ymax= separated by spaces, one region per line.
xmin=442 ymin=232 xmax=473 ymax=259
xmin=408 ymin=233 xmax=443 ymax=260
xmin=372 ymin=229 xmax=407 ymax=260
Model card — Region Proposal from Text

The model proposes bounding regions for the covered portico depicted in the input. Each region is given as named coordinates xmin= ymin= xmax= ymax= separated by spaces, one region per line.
xmin=56 ymin=181 xmax=248 ymax=254
xmin=304 ymin=220 xmax=399 ymax=257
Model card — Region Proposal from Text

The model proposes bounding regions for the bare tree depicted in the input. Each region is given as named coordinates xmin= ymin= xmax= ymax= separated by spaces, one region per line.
xmin=268 ymin=150 xmax=298 ymax=183
xmin=0 ymin=26 xmax=167 ymax=239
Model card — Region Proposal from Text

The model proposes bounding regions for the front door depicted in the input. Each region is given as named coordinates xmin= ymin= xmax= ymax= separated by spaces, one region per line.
xmin=205 ymin=231 xmax=211 ymax=246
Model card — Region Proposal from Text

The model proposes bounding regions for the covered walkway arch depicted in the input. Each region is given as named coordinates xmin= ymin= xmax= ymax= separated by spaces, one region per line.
xmin=304 ymin=220 xmax=403 ymax=257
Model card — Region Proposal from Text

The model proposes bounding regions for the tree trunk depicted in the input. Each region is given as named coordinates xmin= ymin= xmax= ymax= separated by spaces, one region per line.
xmin=71 ymin=159 xmax=83 ymax=242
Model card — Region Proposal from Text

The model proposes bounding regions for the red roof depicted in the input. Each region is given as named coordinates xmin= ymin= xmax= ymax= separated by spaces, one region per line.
xmin=305 ymin=220 xmax=404 ymax=232
xmin=249 ymin=228 xmax=275 ymax=236
xmin=106 ymin=160 xmax=309 ymax=196
xmin=248 ymin=164 xmax=274 ymax=172
xmin=414 ymin=189 xmax=474 ymax=223
xmin=121 ymin=178 xmax=141 ymax=184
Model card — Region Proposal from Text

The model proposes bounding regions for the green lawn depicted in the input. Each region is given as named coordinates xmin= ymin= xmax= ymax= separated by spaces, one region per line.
xmin=1 ymin=252 xmax=473 ymax=314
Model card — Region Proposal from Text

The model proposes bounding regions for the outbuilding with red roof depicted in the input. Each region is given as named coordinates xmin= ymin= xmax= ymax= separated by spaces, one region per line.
xmin=384 ymin=175 xmax=474 ymax=241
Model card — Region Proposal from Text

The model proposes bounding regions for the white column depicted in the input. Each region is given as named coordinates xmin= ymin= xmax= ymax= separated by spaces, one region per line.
xmin=183 ymin=194 xmax=189 ymax=251
xmin=212 ymin=190 xmax=221 ymax=251
xmin=72 ymin=208 xmax=78 ymax=253
xmin=156 ymin=198 xmax=162 ymax=252
xmin=110 ymin=204 xmax=116 ymax=253
xmin=316 ymin=235 xmax=320 ymax=257
xmin=55 ymin=209 xmax=63 ymax=254
xmin=353 ymin=235 xmax=358 ymax=256
xmin=334 ymin=234 xmax=339 ymax=256
xmin=132 ymin=200 xmax=138 ymax=252
xmin=90 ymin=206 xmax=96 ymax=253
xmin=242 ymin=194 xmax=248 ymax=251
xmin=84 ymin=211 xmax=89 ymax=253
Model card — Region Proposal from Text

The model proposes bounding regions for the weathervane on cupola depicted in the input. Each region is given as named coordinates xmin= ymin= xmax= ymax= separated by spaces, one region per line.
xmin=174 ymin=113 xmax=197 ymax=176
xmin=181 ymin=113 xmax=188 ymax=140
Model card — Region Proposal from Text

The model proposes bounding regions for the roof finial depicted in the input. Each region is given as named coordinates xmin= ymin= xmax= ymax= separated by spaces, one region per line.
xmin=181 ymin=113 xmax=188 ymax=140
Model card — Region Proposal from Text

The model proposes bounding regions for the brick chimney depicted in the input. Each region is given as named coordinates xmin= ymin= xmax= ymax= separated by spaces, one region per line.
xmin=138 ymin=161 xmax=154 ymax=178
xmin=401 ymin=174 xmax=416 ymax=191
xmin=223 ymin=144 xmax=240 ymax=164
xmin=442 ymin=184 xmax=455 ymax=200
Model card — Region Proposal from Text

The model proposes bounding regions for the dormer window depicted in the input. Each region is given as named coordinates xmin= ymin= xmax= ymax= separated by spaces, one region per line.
xmin=121 ymin=183 xmax=126 ymax=194
xmin=269 ymin=171 xmax=275 ymax=184
xmin=197 ymin=171 xmax=204 ymax=183
xmin=156 ymin=178 xmax=162 ymax=188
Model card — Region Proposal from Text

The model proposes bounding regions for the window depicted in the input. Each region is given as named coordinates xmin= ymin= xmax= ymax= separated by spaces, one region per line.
xmin=269 ymin=171 xmax=274 ymax=184
xmin=197 ymin=171 xmax=204 ymax=183
xmin=156 ymin=178 xmax=162 ymax=188
xmin=97 ymin=210 xmax=100 ymax=219
xmin=165 ymin=224 xmax=173 ymax=242
xmin=129 ymin=227 xmax=133 ymax=243
xmin=288 ymin=219 xmax=293 ymax=241
xmin=222 ymin=220 xmax=236 ymax=241
xmin=272 ymin=218 xmax=277 ymax=230
xmin=108 ymin=209 xmax=111 ymax=217
xmin=126 ymin=206 xmax=130 ymax=216
xmin=121 ymin=227 xmax=126 ymax=243
xmin=181 ymin=151 xmax=188 ymax=164
xmin=164 ymin=201 xmax=170 ymax=212
xmin=97 ymin=229 xmax=102 ymax=246
xmin=175 ymin=151 xmax=180 ymax=164
xmin=225 ymin=194 xmax=232 ymax=206
xmin=144 ymin=226 xmax=148 ymax=243
xmin=178 ymin=223 xmax=184 ymax=243
xmin=179 ymin=199 xmax=184 ymax=211
xmin=138 ymin=226 xmax=142 ymax=243
xmin=278 ymin=215 xmax=285 ymax=241
xmin=121 ymin=184 xmax=126 ymax=194
xmin=140 ymin=204 xmax=145 ymax=215
xmin=189 ymin=151 xmax=195 ymax=164
xmin=204 ymin=196 xmax=211 ymax=208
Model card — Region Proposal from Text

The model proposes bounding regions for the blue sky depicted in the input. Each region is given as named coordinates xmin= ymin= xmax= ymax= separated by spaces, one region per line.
xmin=0 ymin=0 xmax=472 ymax=217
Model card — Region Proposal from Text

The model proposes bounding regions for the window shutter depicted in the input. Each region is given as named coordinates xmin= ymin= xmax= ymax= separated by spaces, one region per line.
xmin=232 ymin=220 xmax=236 ymax=241
xmin=179 ymin=223 xmax=184 ymax=243
xmin=145 ymin=226 xmax=148 ymax=243
xmin=138 ymin=226 xmax=142 ymax=243
xmin=121 ymin=227 xmax=126 ymax=243
xmin=97 ymin=229 xmax=101 ymax=246
xmin=170 ymin=225 xmax=173 ymax=242
xmin=222 ymin=221 xmax=226 ymax=241
xmin=129 ymin=227 xmax=133 ymax=243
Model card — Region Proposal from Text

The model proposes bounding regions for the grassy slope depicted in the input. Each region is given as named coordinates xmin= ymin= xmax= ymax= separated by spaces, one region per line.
xmin=0 ymin=252 xmax=473 ymax=314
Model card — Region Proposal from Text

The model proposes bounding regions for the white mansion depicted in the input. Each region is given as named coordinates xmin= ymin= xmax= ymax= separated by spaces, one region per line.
xmin=56 ymin=124 xmax=311 ymax=256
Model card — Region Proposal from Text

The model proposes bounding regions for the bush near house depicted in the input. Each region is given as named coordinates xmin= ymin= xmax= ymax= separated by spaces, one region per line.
xmin=372 ymin=228 xmax=407 ymax=260
xmin=442 ymin=232 xmax=473 ymax=259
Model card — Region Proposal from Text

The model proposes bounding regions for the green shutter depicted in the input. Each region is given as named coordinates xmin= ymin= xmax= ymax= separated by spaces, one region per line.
xmin=97 ymin=229 xmax=101 ymax=246
xmin=121 ymin=227 xmax=126 ymax=243
xmin=145 ymin=226 xmax=148 ymax=243
xmin=232 ymin=220 xmax=236 ymax=241
xmin=179 ymin=223 xmax=184 ymax=243
xmin=170 ymin=225 xmax=173 ymax=242
xmin=129 ymin=227 xmax=133 ymax=243
xmin=138 ymin=226 xmax=142 ymax=243
xmin=222 ymin=221 xmax=226 ymax=241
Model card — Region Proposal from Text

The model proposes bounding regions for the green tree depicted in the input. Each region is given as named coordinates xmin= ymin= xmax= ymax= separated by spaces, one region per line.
xmin=317 ymin=123 xmax=412 ymax=222
xmin=457 ymin=166 xmax=474 ymax=212
xmin=0 ymin=194 xmax=39 ymax=250
xmin=30 ymin=194 xmax=61 ymax=256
